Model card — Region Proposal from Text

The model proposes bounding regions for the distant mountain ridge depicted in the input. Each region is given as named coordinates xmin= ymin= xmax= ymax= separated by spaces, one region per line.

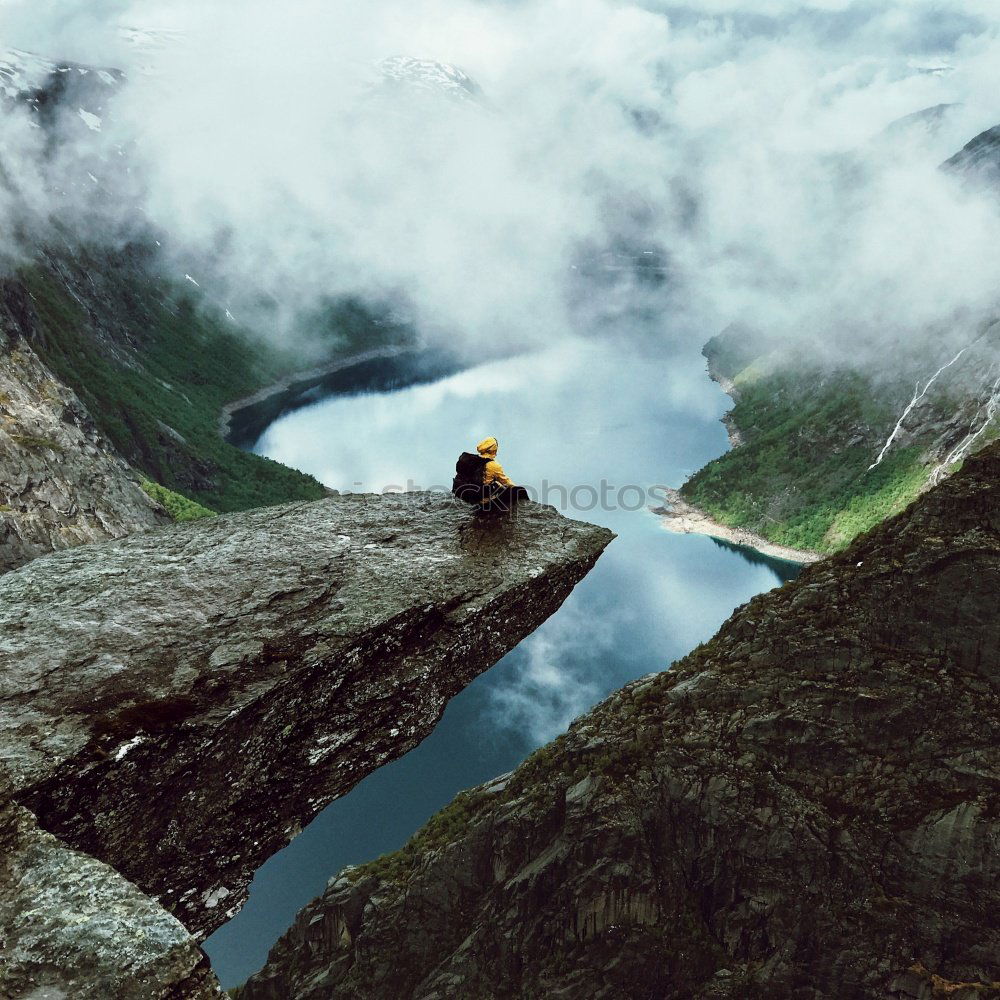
xmin=0 ymin=46 xmax=122 ymax=134
xmin=943 ymin=123 xmax=1000 ymax=187
xmin=375 ymin=55 xmax=487 ymax=106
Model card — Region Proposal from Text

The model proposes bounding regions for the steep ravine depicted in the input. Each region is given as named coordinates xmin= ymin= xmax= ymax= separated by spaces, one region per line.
xmin=0 ymin=495 xmax=612 ymax=997
xmin=239 ymin=441 xmax=1000 ymax=1000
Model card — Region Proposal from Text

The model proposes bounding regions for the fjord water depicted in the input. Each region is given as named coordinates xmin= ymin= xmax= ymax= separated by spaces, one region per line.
xmin=205 ymin=339 xmax=799 ymax=987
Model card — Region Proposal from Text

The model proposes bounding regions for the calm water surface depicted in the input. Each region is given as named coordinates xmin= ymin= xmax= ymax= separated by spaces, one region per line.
xmin=205 ymin=339 xmax=799 ymax=987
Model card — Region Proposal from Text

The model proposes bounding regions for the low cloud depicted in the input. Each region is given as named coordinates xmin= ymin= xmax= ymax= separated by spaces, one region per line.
xmin=2 ymin=0 xmax=1000 ymax=364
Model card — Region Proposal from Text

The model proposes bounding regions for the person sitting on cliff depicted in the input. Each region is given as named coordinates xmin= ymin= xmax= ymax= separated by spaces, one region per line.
xmin=452 ymin=437 xmax=528 ymax=516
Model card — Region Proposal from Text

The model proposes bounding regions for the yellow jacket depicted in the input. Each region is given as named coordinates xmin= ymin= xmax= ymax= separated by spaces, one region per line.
xmin=477 ymin=437 xmax=515 ymax=488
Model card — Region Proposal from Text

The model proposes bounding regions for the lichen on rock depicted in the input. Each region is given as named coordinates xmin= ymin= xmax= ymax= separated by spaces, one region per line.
xmin=0 ymin=788 xmax=223 ymax=1000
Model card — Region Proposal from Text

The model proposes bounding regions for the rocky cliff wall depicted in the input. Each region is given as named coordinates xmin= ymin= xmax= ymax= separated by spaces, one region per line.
xmin=0 ymin=790 xmax=224 ymax=1000
xmin=240 ymin=444 xmax=1000 ymax=1000
xmin=0 ymin=278 xmax=167 ymax=573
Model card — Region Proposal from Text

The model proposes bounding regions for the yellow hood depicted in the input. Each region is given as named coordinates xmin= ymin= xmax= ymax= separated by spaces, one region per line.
xmin=476 ymin=437 xmax=499 ymax=459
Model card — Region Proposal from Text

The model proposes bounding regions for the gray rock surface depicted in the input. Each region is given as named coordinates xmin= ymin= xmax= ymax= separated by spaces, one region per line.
xmin=0 ymin=789 xmax=222 ymax=1000
xmin=0 ymin=281 xmax=167 ymax=573
xmin=238 ymin=444 xmax=1000 ymax=1000
xmin=0 ymin=493 xmax=612 ymax=996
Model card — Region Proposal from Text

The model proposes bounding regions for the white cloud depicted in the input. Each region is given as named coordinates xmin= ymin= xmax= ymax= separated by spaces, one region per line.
xmin=3 ymin=0 xmax=1000 ymax=364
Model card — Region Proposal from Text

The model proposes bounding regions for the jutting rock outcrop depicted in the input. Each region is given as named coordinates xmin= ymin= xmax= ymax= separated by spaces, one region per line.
xmin=239 ymin=443 xmax=1000 ymax=1000
xmin=0 ymin=495 xmax=612 ymax=997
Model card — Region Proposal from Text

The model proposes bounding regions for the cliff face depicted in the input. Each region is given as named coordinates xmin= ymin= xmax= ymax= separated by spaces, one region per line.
xmin=0 ymin=495 xmax=612 ymax=997
xmin=240 ymin=443 xmax=1000 ymax=1000
xmin=8 ymin=246 xmax=332 ymax=514
xmin=0 ymin=279 xmax=167 ymax=573
xmin=0 ymin=793 xmax=222 ymax=1000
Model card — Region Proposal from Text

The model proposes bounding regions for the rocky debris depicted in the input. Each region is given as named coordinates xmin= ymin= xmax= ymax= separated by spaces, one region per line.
xmin=0 ymin=493 xmax=612 ymax=996
xmin=0 ymin=280 xmax=167 ymax=573
xmin=238 ymin=443 xmax=1000 ymax=1000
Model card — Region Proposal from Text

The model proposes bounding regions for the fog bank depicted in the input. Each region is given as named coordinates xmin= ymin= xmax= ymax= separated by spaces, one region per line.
xmin=3 ymin=0 xmax=1000 ymax=362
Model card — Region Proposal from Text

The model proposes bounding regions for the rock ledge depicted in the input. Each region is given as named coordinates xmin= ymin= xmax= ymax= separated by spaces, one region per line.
xmin=0 ymin=494 xmax=612 ymax=998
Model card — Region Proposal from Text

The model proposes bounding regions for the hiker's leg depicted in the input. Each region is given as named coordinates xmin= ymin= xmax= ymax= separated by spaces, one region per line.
xmin=489 ymin=486 xmax=524 ymax=515
xmin=473 ymin=485 xmax=495 ymax=515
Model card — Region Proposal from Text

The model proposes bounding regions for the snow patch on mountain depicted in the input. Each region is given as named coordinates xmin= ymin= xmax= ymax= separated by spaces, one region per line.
xmin=0 ymin=23 xmax=174 ymax=103
xmin=78 ymin=109 xmax=102 ymax=132
xmin=0 ymin=47 xmax=122 ymax=100
xmin=0 ymin=48 xmax=60 ymax=99
xmin=376 ymin=55 xmax=486 ymax=106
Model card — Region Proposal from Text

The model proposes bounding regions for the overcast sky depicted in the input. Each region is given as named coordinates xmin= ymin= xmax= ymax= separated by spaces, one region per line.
xmin=3 ymin=0 xmax=1000 ymax=362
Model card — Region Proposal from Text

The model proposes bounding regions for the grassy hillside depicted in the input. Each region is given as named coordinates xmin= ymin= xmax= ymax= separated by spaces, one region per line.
xmin=140 ymin=481 xmax=218 ymax=522
xmin=19 ymin=250 xmax=400 ymax=514
xmin=679 ymin=333 xmax=955 ymax=554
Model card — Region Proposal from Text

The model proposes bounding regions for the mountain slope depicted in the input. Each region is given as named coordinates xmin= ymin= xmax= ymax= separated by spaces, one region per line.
xmin=0 ymin=41 xmax=405 ymax=523
xmin=11 ymin=247 xmax=335 ymax=514
xmin=943 ymin=123 xmax=1000 ymax=188
xmin=674 ymin=319 xmax=1000 ymax=555
xmin=238 ymin=441 xmax=1000 ymax=1000
xmin=669 ymin=120 xmax=1000 ymax=558
xmin=0 ymin=276 xmax=167 ymax=572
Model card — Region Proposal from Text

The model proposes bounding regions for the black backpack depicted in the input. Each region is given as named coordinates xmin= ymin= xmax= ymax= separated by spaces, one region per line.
xmin=452 ymin=452 xmax=489 ymax=504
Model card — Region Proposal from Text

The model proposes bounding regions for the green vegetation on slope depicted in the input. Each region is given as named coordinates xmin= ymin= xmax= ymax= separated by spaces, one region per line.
xmin=681 ymin=350 xmax=934 ymax=554
xmin=140 ymin=481 xmax=217 ymax=522
xmin=21 ymin=257 xmax=330 ymax=513
xmin=355 ymin=788 xmax=489 ymax=886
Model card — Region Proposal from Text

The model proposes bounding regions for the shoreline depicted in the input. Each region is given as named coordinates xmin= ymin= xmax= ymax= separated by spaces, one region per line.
xmin=223 ymin=342 xmax=823 ymax=566
xmin=654 ymin=488 xmax=822 ymax=566
xmin=218 ymin=341 xmax=530 ymax=447
xmin=218 ymin=344 xmax=412 ymax=442
xmin=656 ymin=352 xmax=820 ymax=566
